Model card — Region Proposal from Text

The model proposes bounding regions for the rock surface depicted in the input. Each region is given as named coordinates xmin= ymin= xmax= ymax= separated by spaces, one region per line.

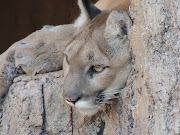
xmin=1 ymin=71 xmax=71 ymax=135
xmin=0 ymin=71 xmax=134 ymax=135
xmin=130 ymin=0 xmax=180 ymax=134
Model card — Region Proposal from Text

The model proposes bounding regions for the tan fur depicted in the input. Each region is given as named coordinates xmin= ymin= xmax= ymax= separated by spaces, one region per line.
xmin=0 ymin=0 xmax=131 ymax=116
xmin=0 ymin=25 xmax=76 ymax=97
xmin=62 ymin=2 xmax=132 ymax=115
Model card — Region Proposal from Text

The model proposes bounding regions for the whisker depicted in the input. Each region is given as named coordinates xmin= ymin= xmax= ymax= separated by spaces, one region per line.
xmin=104 ymin=96 xmax=119 ymax=100
xmin=99 ymin=101 xmax=110 ymax=104
xmin=102 ymin=89 xmax=120 ymax=94
xmin=96 ymin=89 xmax=121 ymax=104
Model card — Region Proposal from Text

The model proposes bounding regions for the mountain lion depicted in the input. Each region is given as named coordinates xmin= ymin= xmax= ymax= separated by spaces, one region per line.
xmin=0 ymin=0 xmax=132 ymax=115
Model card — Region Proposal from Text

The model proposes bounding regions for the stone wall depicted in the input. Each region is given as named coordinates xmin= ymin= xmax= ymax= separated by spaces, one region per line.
xmin=130 ymin=0 xmax=180 ymax=134
xmin=1 ymin=70 xmax=135 ymax=135
xmin=1 ymin=71 xmax=72 ymax=135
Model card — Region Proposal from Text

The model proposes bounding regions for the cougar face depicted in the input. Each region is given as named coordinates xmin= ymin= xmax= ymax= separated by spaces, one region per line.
xmin=62 ymin=0 xmax=132 ymax=115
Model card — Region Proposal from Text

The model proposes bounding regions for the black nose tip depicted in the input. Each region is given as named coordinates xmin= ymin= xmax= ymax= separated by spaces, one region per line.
xmin=66 ymin=97 xmax=80 ymax=104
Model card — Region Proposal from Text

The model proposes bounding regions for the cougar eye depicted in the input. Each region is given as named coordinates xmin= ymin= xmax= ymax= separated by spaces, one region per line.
xmin=94 ymin=66 xmax=104 ymax=72
xmin=88 ymin=65 xmax=107 ymax=77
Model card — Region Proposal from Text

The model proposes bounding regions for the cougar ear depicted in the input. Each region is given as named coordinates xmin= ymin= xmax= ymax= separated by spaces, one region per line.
xmin=105 ymin=10 xmax=132 ymax=40
xmin=75 ymin=0 xmax=102 ymax=27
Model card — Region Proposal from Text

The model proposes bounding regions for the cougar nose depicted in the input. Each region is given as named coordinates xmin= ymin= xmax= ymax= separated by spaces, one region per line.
xmin=66 ymin=97 xmax=81 ymax=105
xmin=63 ymin=91 xmax=82 ymax=105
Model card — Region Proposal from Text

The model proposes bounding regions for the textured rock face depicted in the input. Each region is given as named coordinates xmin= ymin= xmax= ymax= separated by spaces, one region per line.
xmin=130 ymin=0 xmax=180 ymax=134
xmin=0 ymin=71 xmax=134 ymax=135
xmin=1 ymin=71 xmax=72 ymax=135
xmin=0 ymin=0 xmax=180 ymax=135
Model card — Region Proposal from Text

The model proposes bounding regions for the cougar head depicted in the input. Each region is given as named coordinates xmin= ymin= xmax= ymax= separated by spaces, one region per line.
xmin=63 ymin=0 xmax=132 ymax=116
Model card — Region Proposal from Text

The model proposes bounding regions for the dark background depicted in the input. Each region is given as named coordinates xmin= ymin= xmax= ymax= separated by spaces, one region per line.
xmin=0 ymin=0 xmax=98 ymax=54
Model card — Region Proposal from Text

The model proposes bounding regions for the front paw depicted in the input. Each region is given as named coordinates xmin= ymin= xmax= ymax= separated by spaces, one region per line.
xmin=14 ymin=30 xmax=63 ymax=76
xmin=0 ymin=57 xmax=23 ymax=98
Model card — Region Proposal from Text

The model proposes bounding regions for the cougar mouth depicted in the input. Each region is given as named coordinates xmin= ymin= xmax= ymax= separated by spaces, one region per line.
xmin=64 ymin=95 xmax=101 ymax=115
xmin=65 ymin=89 xmax=120 ymax=116
xmin=65 ymin=100 xmax=76 ymax=106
